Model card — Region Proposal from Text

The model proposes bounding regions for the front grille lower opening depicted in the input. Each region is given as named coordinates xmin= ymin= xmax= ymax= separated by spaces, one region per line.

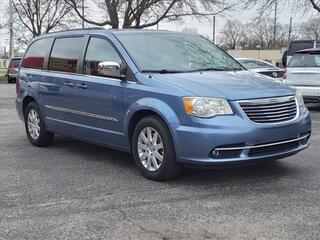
xmin=248 ymin=141 xmax=299 ymax=157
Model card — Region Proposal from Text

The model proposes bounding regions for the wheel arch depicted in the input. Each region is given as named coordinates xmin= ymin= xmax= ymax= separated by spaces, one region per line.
xmin=22 ymin=96 xmax=36 ymax=118
xmin=126 ymin=98 xmax=180 ymax=148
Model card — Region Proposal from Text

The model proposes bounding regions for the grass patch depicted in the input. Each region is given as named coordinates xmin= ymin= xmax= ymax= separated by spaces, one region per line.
xmin=0 ymin=68 xmax=7 ymax=81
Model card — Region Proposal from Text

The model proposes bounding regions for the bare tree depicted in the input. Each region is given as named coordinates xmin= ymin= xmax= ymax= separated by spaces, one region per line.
xmin=299 ymin=18 xmax=320 ymax=40
xmin=247 ymin=19 xmax=272 ymax=49
xmin=220 ymin=19 xmax=247 ymax=49
xmin=242 ymin=0 xmax=320 ymax=16
xmin=66 ymin=0 xmax=233 ymax=29
xmin=13 ymin=0 xmax=76 ymax=37
xmin=221 ymin=18 xmax=299 ymax=50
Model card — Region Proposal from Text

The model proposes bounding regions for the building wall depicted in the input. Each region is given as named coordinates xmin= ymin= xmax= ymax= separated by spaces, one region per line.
xmin=228 ymin=50 xmax=286 ymax=66
xmin=0 ymin=59 xmax=9 ymax=68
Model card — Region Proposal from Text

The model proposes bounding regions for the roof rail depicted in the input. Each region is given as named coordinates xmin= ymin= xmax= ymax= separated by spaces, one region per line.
xmin=48 ymin=27 xmax=106 ymax=34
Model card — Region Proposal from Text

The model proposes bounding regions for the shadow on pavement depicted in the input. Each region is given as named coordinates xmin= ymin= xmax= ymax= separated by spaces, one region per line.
xmin=50 ymin=135 xmax=300 ymax=186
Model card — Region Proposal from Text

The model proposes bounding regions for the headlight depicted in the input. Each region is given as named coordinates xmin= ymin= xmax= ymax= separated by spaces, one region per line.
xmin=295 ymin=90 xmax=308 ymax=115
xmin=183 ymin=97 xmax=233 ymax=118
xmin=295 ymin=90 xmax=304 ymax=107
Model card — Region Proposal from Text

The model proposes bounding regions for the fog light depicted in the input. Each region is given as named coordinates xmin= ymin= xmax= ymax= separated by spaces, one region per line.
xmin=212 ymin=149 xmax=220 ymax=157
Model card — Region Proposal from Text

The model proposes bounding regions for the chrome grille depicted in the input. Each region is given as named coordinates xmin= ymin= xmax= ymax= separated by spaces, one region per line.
xmin=238 ymin=96 xmax=298 ymax=124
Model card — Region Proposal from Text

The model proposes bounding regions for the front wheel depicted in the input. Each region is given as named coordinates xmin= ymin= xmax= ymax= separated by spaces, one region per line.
xmin=132 ymin=115 xmax=182 ymax=181
xmin=24 ymin=102 xmax=54 ymax=146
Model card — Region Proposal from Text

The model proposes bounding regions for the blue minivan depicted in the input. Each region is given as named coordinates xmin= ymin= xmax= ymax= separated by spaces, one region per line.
xmin=16 ymin=28 xmax=311 ymax=180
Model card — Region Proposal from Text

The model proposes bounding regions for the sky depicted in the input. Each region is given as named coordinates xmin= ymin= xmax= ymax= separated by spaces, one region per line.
xmin=156 ymin=1 xmax=314 ymax=42
xmin=0 ymin=0 xmax=316 ymax=54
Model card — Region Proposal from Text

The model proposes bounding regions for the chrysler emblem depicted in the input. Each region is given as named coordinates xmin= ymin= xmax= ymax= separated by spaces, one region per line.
xmin=272 ymin=72 xmax=278 ymax=78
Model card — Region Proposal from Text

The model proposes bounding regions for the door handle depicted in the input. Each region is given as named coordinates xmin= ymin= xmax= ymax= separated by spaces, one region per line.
xmin=76 ymin=83 xmax=88 ymax=89
xmin=64 ymin=81 xmax=74 ymax=87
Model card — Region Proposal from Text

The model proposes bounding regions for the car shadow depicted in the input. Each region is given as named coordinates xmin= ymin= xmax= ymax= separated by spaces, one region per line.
xmin=306 ymin=103 xmax=320 ymax=112
xmin=174 ymin=160 xmax=298 ymax=186
xmin=51 ymin=135 xmax=136 ymax=168
xmin=50 ymin=135 xmax=301 ymax=186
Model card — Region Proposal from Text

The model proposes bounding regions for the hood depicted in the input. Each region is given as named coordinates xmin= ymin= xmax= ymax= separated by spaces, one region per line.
xmin=154 ymin=70 xmax=293 ymax=100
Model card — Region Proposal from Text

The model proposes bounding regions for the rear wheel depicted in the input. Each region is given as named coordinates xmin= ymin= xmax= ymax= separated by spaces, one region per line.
xmin=132 ymin=115 xmax=182 ymax=181
xmin=24 ymin=102 xmax=54 ymax=146
xmin=7 ymin=77 xmax=16 ymax=83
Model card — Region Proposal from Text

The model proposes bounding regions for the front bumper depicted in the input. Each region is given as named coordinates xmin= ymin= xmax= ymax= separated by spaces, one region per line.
xmin=172 ymin=110 xmax=311 ymax=165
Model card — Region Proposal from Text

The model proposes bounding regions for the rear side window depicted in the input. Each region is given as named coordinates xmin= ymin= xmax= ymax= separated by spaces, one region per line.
xmin=10 ymin=59 xmax=21 ymax=67
xmin=240 ymin=60 xmax=272 ymax=69
xmin=48 ymin=37 xmax=85 ymax=73
xmin=83 ymin=37 xmax=122 ymax=76
xmin=22 ymin=38 xmax=53 ymax=69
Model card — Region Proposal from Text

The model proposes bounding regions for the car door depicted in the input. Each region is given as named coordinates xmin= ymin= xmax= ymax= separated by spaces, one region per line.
xmin=67 ymin=36 xmax=126 ymax=147
xmin=40 ymin=36 xmax=86 ymax=133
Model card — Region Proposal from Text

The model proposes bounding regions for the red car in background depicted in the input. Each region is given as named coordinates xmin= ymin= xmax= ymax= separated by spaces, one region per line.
xmin=7 ymin=58 xmax=21 ymax=83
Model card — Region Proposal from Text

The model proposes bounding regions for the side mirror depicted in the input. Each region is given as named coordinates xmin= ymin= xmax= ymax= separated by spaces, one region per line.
xmin=98 ymin=61 xmax=125 ymax=79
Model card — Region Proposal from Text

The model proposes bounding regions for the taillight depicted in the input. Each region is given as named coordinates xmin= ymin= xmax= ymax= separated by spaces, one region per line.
xmin=283 ymin=68 xmax=287 ymax=80
xmin=9 ymin=64 xmax=15 ymax=69
xmin=16 ymin=74 xmax=20 ymax=94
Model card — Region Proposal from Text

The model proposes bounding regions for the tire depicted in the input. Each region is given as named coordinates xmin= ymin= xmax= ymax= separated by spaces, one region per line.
xmin=132 ymin=115 xmax=182 ymax=181
xmin=24 ymin=101 xmax=54 ymax=147
xmin=7 ymin=77 xmax=15 ymax=83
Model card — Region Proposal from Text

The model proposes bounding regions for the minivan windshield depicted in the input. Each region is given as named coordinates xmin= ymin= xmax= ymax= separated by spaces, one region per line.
xmin=116 ymin=32 xmax=243 ymax=73
xmin=288 ymin=53 xmax=320 ymax=68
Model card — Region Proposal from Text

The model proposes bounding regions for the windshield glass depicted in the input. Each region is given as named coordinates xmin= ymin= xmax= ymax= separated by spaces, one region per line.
xmin=288 ymin=53 xmax=320 ymax=68
xmin=116 ymin=32 xmax=243 ymax=73
xmin=238 ymin=59 xmax=273 ymax=69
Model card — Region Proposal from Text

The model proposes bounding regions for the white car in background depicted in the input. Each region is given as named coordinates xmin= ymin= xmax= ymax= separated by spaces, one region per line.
xmin=236 ymin=58 xmax=285 ymax=79
xmin=285 ymin=48 xmax=320 ymax=103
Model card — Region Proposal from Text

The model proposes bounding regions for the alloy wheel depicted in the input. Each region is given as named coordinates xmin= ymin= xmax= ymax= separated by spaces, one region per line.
xmin=137 ymin=127 xmax=164 ymax=171
xmin=27 ymin=109 xmax=40 ymax=140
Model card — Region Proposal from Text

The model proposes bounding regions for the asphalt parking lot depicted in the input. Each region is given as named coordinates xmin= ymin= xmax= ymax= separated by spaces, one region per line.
xmin=0 ymin=82 xmax=319 ymax=240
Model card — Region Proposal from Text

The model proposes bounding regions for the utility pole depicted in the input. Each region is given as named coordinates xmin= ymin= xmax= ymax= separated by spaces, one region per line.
xmin=273 ymin=0 xmax=278 ymax=50
xmin=212 ymin=15 xmax=216 ymax=44
xmin=288 ymin=16 xmax=292 ymax=43
xmin=9 ymin=0 xmax=14 ymax=58
xmin=81 ymin=0 xmax=84 ymax=28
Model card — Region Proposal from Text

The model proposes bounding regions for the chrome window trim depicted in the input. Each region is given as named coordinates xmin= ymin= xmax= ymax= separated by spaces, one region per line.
xmin=20 ymin=68 xmax=137 ymax=84
xmin=237 ymin=95 xmax=299 ymax=125
xmin=45 ymin=105 xmax=118 ymax=122
xmin=215 ymin=133 xmax=310 ymax=151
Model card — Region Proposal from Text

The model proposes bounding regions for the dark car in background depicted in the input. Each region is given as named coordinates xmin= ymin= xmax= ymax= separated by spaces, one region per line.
xmin=236 ymin=58 xmax=285 ymax=79
xmin=7 ymin=58 xmax=21 ymax=83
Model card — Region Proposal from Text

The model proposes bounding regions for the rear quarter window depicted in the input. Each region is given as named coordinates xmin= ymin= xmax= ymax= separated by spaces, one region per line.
xmin=22 ymin=38 xmax=53 ymax=69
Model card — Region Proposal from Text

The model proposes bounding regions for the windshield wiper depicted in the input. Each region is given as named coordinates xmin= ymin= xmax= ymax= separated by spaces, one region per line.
xmin=141 ymin=69 xmax=184 ymax=74
xmin=190 ymin=67 xmax=243 ymax=72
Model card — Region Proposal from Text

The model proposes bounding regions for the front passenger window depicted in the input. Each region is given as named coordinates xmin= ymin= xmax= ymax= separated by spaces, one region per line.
xmin=84 ymin=37 xmax=122 ymax=76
